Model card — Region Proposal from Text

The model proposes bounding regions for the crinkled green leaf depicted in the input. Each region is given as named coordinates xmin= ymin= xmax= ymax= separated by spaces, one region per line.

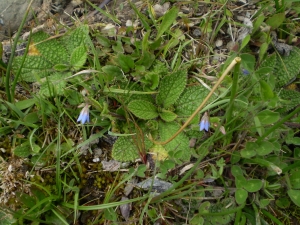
xmin=144 ymin=73 xmax=159 ymax=90
xmin=102 ymin=65 xmax=124 ymax=81
xmin=136 ymin=51 xmax=155 ymax=69
xmin=12 ymin=25 xmax=89 ymax=82
xmin=14 ymin=143 xmax=31 ymax=157
xmin=70 ymin=45 xmax=87 ymax=70
xmin=39 ymin=72 xmax=71 ymax=97
xmin=112 ymin=136 xmax=152 ymax=162
xmin=158 ymin=121 xmax=190 ymax=161
xmin=117 ymin=54 xmax=134 ymax=73
xmin=275 ymin=47 xmax=300 ymax=87
xmin=128 ymin=100 xmax=158 ymax=119
xmin=278 ymin=89 xmax=300 ymax=112
xmin=112 ymin=136 xmax=139 ymax=162
xmin=159 ymin=110 xmax=177 ymax=122
xmin=175 ymin=86 xmax=212 ymax=116
xmin=31 ymin=143 xmax=41 ymax=154
xmin=156 ymin=70 xmax=187 ymax=108
xmin=60 ymin=25 xmax=89 ymax=53
xmin=13 ymin=56 xmax=53 ymax=82
xmin=53 ymin=64 xmax=69 ymax=71
xmin=24 ymin=31 xmax=69 ymax=67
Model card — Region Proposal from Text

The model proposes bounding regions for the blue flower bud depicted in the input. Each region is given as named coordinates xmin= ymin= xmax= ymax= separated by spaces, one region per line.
xmin=77 ymin=105 xmax=90 ymax=124
xmin=199 ymin=112 xmax=210 ymax=132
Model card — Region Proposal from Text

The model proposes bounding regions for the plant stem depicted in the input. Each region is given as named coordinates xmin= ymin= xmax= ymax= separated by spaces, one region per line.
xmin=153 ymin=57 xmax=241 ymax=145
xmin=261 ymin=209 xmax=284 ymax=225
xmin=225 ymin=57 xmax=240 ymax=145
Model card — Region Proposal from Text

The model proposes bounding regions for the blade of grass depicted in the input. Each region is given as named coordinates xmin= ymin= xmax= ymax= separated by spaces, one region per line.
xmin=5 ymin=0 xmax=34 ymax=102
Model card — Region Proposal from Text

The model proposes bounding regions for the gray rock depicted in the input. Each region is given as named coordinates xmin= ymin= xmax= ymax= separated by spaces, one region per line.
xmin=0 ymin=0 xmax=42 ymax=41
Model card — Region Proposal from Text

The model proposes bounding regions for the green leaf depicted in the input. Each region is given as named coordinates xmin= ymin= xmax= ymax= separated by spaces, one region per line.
xmin=241 ymin=53 xmax=256 ymax=72
xmin=112 ymin=136 xmax=139 ymax=161
xmin=242 ymin=179 xmax=263 ymax=192
xmin=136 ymin=51 xmax=155 ymax=69
xmin=149 ymin=144 xmax=169 ymax=160
xmin=240 ymin=35 xmax=251 ymax=51
xmin=241 ymin=142 xmax=257 ymax=158
xmin=288 ymin=189 xmax=300 ymax=207
xmin=235 ymin=189 xmax=248 ymax=205
xmin=31 ymin=143 xmax=41 ymax=154
xmin=275 ymin=47 xmax=300 ymax=87
xmin=15 ymin=98 xmax=36 ymax=110
xmin=259 ymin=42 xmax=269 ymax=62
xmin=39 ymin=73 xmax=70 ymax=97
xmin=159 ymin=110 xmax=177 ymax=122
xmin=253 ymin=15 xmax=265 ymax=33
xmin=156 ymin=7 xmax=179 ymax=40
xmin=23 ymin=112 xmax=39 ymax=124
xmin=61 ymin=25 xmax=89 ymax=53
xmin=0 ymin=211 xmax=16 ymax=224
xmin=231 ymin=165 xmax=244 ymax=177
xmin=287 ymin=137 xmax=300 ymax=145
xmin=136 ymin=165 xmax=147 ymax=178
xmin=256 ymin=109 xmax=280 ymax=125
xmin=144 ymin=73 xmax=159 ymax=90
xmin=259 ymin=80 xmax=274 ymax=100
xmin=117 ymin=54 xmax=135 ymax=73
xmin=235 ymin=175 xmax=247 ymax=189
xmin=5 ymin=101 xmax=25 ymax=118
xmin=265 ymin=13 xmax=285 ymax=29
xmin=12 ymin=25 xmax=89 ymax=82
xmin=259 ymin=199 xmax=271 ymax=208
xmin=14 ymin=143 xmax=31 ymax=157
xmin=175 ymin=86 xmax=213 ymax=116
xmin=276 ymin=198 xmax=290 ymax=209
xmin=156 ymin=70 xmax=187 ymax=108
xmin=254 ymin=115 xmax=263 ymax=136
xmin=128 ymin=100 xmax=158 ymax=119
xmin=158 ymin=121 xmax=190 ymax=161
xmin=53 ymin=64 xmax=69 ymax=71
xmin=256 ymin=140 xmax=274 ymax=156
xmin=290 ymin=169 xmax=300 ymax=189
xmin=70 ymin=45 xmax=87 ymax=70
xmin=102 ymin=65 xmax=124 ymax=81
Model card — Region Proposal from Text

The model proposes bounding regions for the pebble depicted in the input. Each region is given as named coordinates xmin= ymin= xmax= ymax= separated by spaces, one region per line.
xmin=0 ymin=0 xmax=42 ymax=41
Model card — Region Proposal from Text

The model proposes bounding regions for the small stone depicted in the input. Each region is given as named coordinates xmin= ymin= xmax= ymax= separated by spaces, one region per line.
xmin=153 ymin=2 xmax=170 ymax=18
xmin=192 ymin=29 xmax=202 ymax=38
xmin=215 ymin=39 xmax=223 ymax=48
xmin=120 ymin=197 xmax=131 ymax=220
xmin=0 ymin=0 xmax=42 ymax=41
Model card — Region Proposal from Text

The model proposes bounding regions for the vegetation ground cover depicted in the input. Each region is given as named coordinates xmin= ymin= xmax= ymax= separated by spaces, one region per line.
xmin=1 ymin=0 xmax=300 ymax=224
